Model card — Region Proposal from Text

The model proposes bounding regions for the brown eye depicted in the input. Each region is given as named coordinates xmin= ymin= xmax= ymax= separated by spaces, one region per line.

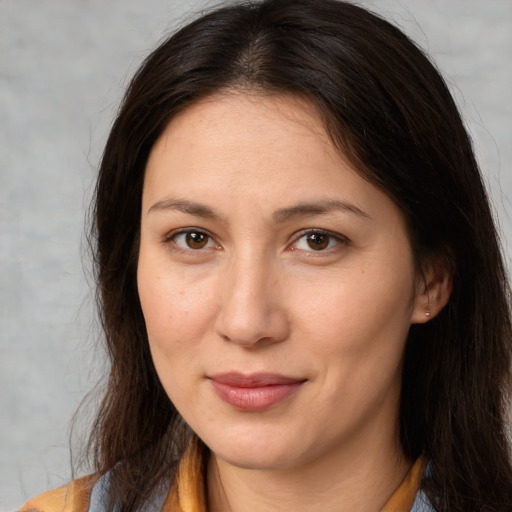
xmin=170 ymin=230 xmax=214 ymax=250
xmin=306 ymin=232 xmax=329 ymax=250
xmin=185 ymin=231 xmax=210 ymax=249
xmin=292 ymin=230 xmax=344 ymax=253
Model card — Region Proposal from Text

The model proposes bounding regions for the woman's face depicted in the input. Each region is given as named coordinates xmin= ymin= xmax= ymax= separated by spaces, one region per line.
xmin=138 ymin=93 xmax=428 ymax=471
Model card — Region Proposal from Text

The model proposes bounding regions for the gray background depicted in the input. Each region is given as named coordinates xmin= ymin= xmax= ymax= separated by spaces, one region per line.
xmin=1 ymin=0 xmax=511 ymax=509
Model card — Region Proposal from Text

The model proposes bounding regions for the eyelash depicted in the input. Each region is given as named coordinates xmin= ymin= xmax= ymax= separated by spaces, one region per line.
xmin=163 ymin=228 xmax=348 ymax=254
xmin=164 ymin=228 xmax=217 ymax=253
xmin=290 ymin=229 xmax=347 ymax=254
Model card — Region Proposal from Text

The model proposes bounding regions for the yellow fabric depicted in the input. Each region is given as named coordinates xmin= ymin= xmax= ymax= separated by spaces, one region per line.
xmin=19 ymin=439 xmax=424 ymax=512
xmin=17 ymin=474 xmax=97 ymax=512
xmin=381 ymin=458 xmax=426 ymax=512
xmin=163 ymin=436 xmax=206 ymax=512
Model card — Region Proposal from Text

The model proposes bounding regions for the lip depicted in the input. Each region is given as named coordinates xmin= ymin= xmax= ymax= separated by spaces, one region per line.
xmin=208 ymin=372 xmax=306 ymax=412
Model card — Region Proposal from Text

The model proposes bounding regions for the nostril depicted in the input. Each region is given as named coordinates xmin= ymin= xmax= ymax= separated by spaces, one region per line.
xmin=219 ymin=332 xmax=231 ymax=343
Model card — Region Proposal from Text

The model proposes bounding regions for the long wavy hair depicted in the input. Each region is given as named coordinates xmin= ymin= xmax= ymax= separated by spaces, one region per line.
xmin=87 ymin=0 xmax=512 ymax=510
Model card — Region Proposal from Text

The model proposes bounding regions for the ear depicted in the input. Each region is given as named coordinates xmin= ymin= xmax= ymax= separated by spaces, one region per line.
xmin=411 ymin=254 xmax=453 ymax=324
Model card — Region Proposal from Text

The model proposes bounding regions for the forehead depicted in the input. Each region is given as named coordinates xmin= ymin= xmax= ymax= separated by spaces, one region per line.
xmin=149 ymin=91 xmax=335 ymax=165
xmin=145 ymin=92 xmax=348 ymax=193
xmin=142 ymin=92 xmax=403 ymax=231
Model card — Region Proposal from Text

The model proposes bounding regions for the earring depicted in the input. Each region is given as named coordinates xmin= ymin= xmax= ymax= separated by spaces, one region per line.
xmin=425 ymin=306 xmax=431 ymax=318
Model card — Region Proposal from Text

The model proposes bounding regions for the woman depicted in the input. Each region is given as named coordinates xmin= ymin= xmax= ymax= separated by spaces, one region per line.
xmin=20 ymin=0 xmax=512 ymax=510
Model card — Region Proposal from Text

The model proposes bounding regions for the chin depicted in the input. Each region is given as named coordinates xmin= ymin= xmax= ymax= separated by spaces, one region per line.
xmin=203 ymin=422 xmax=316 ymax=471
xmin=214 ymin=443 xmax=297 ymax=471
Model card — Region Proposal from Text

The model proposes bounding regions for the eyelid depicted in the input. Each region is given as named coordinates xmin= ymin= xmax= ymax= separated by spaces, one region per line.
xmin=162 ymin=227 xmax=347 ymax=254
xmin=289 ymin=228 xmax=348 ymax=252
xmin=164 ymin=227 xmax=220 ymax=251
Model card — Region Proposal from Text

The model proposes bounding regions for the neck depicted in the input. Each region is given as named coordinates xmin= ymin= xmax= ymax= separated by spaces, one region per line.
xmin=207 ymin=432 xmax=411 ymax=512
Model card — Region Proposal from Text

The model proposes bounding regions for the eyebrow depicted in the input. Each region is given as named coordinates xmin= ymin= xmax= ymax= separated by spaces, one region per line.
xmin=147 ymin=197 xmax=370 ymax=223
xmin=272 ymin=199 xmax=371 ymax=223
xmin=147 ymin=198 xmax=224 ymax=221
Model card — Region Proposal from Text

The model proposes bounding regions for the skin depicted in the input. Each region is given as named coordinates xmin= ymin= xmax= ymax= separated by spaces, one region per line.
xmin=137 ymin=92 xmax=451 ymax=511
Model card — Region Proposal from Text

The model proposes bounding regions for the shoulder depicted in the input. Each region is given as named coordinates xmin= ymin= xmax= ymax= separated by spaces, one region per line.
xmin=17 ymin=475 xmax=98 ymax=512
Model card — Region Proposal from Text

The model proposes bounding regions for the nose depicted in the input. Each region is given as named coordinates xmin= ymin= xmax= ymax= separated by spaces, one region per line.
xmin=214 ymin=255 xmax=290 ymax=348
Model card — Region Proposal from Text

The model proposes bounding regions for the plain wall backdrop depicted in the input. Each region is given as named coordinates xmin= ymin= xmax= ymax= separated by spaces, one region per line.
xmin=1 ymin=0 xmax=511 ymax=509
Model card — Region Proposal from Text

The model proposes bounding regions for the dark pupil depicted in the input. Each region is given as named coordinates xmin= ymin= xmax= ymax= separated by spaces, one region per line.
xmin=307 ymin=233 xmax=329 ymax=250
xmin=186 ymin=232 xmax=208 ymax=249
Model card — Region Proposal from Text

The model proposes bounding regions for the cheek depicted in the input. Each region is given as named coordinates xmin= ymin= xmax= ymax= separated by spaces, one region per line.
xmin=291 ymin=270 xmax=413 ymax=430
xmin=137 ymin=268 xmax=215 ymax=412
xmin=136 ymin=254 xmax=218 ymax=385
xmin=138 ymin=249 xmax=209 ymax=334
xmin=290 ymin=264 xmax=415 ymax=373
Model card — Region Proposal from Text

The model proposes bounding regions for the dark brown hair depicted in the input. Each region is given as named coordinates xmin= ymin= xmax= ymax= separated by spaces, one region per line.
xmin=88 ymin=0 xmax=512 ymax=510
